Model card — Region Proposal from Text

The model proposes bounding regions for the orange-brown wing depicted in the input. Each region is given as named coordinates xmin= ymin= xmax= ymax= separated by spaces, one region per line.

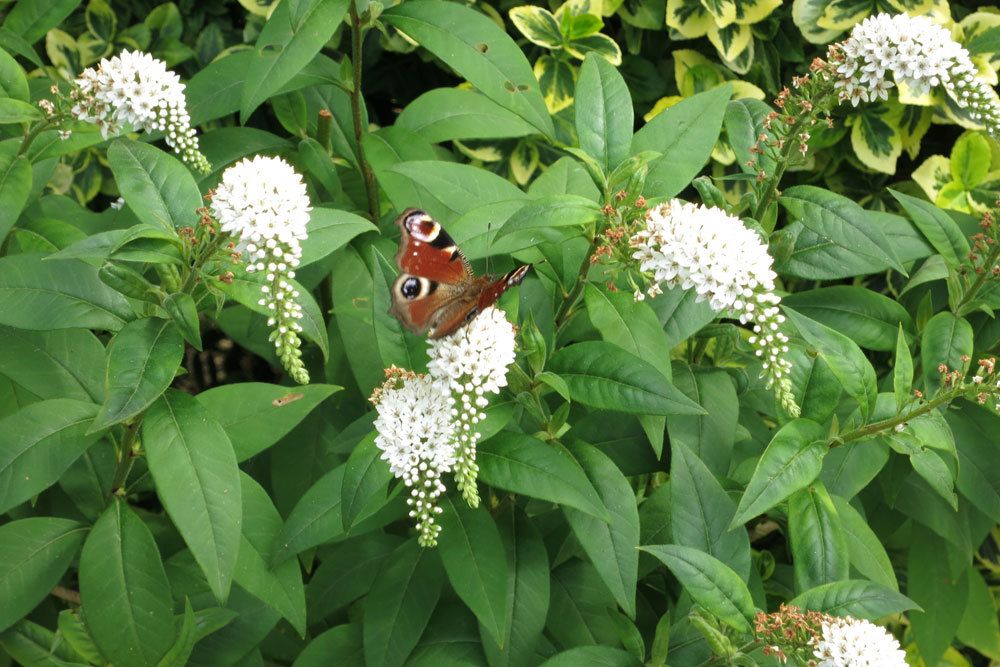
xmin=425 ymin=266 xmax=531 ymax=339
xmin=475 ymin=265 xmax=531 ymax=311
xmin=390 ymin=273 xmax=471 ymax=336
xmin=394 ymin=208 xmax=472 ymax=284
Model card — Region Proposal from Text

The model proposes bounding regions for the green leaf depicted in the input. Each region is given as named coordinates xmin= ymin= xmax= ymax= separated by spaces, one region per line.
xmin=363 ymin=540 xmax=445 ymax=667
xmin=233 ymin=473 xmax=306 ymax=636
xmin=370 ymin=247 xmax=427 ymax=372
xmin=155 ymin=599 xmax=196 ymax=667
xmin=584 ymin=285 xmax=671 ymax=379
xmin=950 ymin=132 xmax=990 ymax=188
xmin=481 ymin=505 xmax=549 ymax=667
xmin=108 ymin=140 xmax=202 ymax=231
xmin=790 ymin=580 xmax=919 ymax=619
xmin=0 ymin=97 xmax=40 ymax=123
xmin=889 ymin=189 xmax=969 ymax=268
xmin=294 ymin=625 xmax=363 ymax=667
xmin=197 ymin=382 xmax=338 ymax=461
xmin=79 ymin=500 xmax=175 ymax=667
xmin=782 ymin=286 xmax=912 ymax=352
xmin=299 ymin=207 xmax=377 ymax=268
xmin=908 ymin=525 xmax=968 ymax=665
xmin=0 ymin=254 xmax=132 ymax=331
xmin=894 ymin=326 xmax=914 ymax=412
xmin=548 ymin=342 xmax=703 ymax=416
xmin=0 ymin=327 xmax=104 ymax=403
xmin=384 ymin=160 xmax=526 ymax=224
xmin=780 ymin=186 xmax=905 ymax=275
xmin=2 ymin=0 xmax=80 ymax=44
xmin=495 ymin=194 xmax=600 ymax=240
xmin=241 ymin=0 xmax=351 ymax=121
xmin=956 ymin=568 xmax=1000 ymax=660
xmin=0 ymin=399 xmax=101 ymax=514
xmin=667 ymin=364 xmax=739 ymax=476
xmin=340 ymin=432 xmax=393 ymax=530
xmin=383 ymin=0 xmax=554 ymax=138
xmin=784 ymin=307 xmax=877 ymax=420
xmin=563 ymin=441 xmax=640 ymax=618
xmin=788 ymin=483 xmax=848 ymax=592
xmin=670 ymin=441 xmax=750 ymax=579
xmin=541 ymin=646 xmax=641 ymax=667
xmin=272 ymin=465 xmax=345 ymax=565
xmin=921 ymin=312 xmax=973 ymax=396
xmin=478 ymin=432 xmax=608 ymax=520
xmin=57 ymin=609 xmax=102 ymax=665
xmin=575 ymin=53 xmax=632 ymax=174
xmin=162 ymin=292 xmax=202 ymax=350
xmin=437 ymin=497 xmax=509 ymax=645
xmin=143 ymin=389 xmax=242 ymax=604
xmin=640 ymin=544 xmax=755 ymax=633
xmin=0 ymin=518 xmax=87 ymax=632
xmin=946 ymin=402 xmax=1000 ymax=523
xmin=0 ymin=142 xmax=31 ymax=241
xmin=91 ymin=318 xmax=184 ymax=432
xmin=306 ymin=533 xmax=405 ymax=622
xmin=829 ymin=495 xmax=897 ymax=589
xmin=398 ymin=88 xmax=539 ymax=144
xmin=731 ymin=418 xmax=827 ymax=527
xmin=631 ymin=85 xmax=731 ymax=200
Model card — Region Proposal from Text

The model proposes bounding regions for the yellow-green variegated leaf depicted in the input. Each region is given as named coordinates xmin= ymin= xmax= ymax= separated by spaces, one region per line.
xmin=896 ymin=79 xmax=935 ymax=106
xmin=959 ymin=12 xmax=1000 ymax=73
xmin=700 ymin=0 xmax=737 ymax=27
xmin=731 ymin=80 xmax=765 ymax=100
xmin=643 ymin=95 xmax=682 ymax=122
xmin=535 ymin=55 xmax=576 ymax=113
xmin=673 ymin=49 xmax=724 ymax=96
xmin=510 ymin=140 xmax=540 ymax=185
xmin=967 ymin=174 xmax=1000 ymax=212
xmin=453 ymin=140 xmax=504 ymax=163
xmin=849 ymin=101 xmax=903 ymax=174
xmin=950 ymin=132 xmax=991 ymax=189
xmin=45 ymin=29 xmax=81 ymax=77
xmin=712 ymin=138 xmax=736 ymax=165
xmin=565 ymin=33 xmax=622 ymax=65
xmin=913 ymin=155 xmax=950 ymax=203
xmin=935 ymin=181 xmax=972 ymax=213
xmin=817 ymin=0 xmax=873 ymax=33
xmin=792 ymin=0 xmax=845 ymax=44
xmin=731 ymin=0 xmax=781 ymax=25
xmin=619 ymin=0 xmax=665 ymax=29
xmin=666 ymin=0 xmax=713 ymax=38
xmin=708 ymin=23 xmax=753 ymax=74
xmin=509 ymin=6 xmax=563 ymax=49
xmin=239 ymin=0 xmax=278 ymax=17
xmin=555 ymin=0 xmax=605 ymax=21
xmin=899 ymin=104 xmax=932 ymax=159
xmin=885 ymin=0 xmax=936 ymax=16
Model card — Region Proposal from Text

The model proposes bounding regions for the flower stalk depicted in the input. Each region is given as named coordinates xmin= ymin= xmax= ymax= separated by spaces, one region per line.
xmin=349 ymin=0 xmax=380 ymax=220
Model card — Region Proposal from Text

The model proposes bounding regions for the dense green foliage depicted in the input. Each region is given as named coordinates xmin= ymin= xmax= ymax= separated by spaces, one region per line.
xmin=0 ymin=0 xmax=998 ymax=666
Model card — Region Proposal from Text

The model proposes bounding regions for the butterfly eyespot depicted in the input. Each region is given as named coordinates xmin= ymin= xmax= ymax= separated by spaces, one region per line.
xmin=400 ymin=277 xmax=421 ymax=299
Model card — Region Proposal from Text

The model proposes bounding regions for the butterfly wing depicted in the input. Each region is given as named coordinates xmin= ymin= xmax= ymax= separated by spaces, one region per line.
xmin=425 ymin=265 xmax=531 ymax=339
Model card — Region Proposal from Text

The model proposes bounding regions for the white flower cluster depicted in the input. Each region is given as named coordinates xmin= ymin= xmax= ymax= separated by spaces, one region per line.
xmin=71 ymin=50 xmax=210 ymax=171
xmin=811 ymin=616 xmax=907 ymax=667
xmin=373 ymin=374 xmax=457 ymax=546
xmin=211 ymin=156 xmax=312 ymax=384
xmin=428 ymin=307 xmax=517 ymax=506
xmin=372 ymin=308 xmax=518 ymax=544
xmin=832 ymin=13 xmax=1000 ymax=135
xmin=630 ymin=200 xmax=799 ymax=416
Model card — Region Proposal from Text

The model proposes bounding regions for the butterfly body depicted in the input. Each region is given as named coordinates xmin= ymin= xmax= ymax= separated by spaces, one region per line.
xmin=390 ymin=208 xmax=530 ymax=339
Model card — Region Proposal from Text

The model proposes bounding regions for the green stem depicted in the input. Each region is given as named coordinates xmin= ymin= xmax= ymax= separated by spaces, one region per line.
xmin=179 ymin=232 xmax=226 ymax=294
xmin=349 ymin=0 xmax=380 ymax=221
xmin=111 ymin=418 xmax=142 ymax=495
xmin=834 ymin=388 xmax=958 ymax=446
xmin=316 ymin=108 xmax=333 ymax=154
xmin=751 ymin=115 xmax=806 ymax=223
xmin=554 ymin=239 xmax=598 ymax=329
xmin=16 ymin=119 xmax=54 ymax=158
xmin=956 ymin=241 xmax=1000 ymax=314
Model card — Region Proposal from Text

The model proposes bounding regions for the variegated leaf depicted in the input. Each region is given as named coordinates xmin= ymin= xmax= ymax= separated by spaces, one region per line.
xmin=564 ymin=32 xmax=622 ymax=65
xmin=849 ymin=101 xmax=903 ymax=174
xmin=509 ymin=6 xmax=563 ymax=49
xmin=534 ymin=55 xmax=576 ymax=113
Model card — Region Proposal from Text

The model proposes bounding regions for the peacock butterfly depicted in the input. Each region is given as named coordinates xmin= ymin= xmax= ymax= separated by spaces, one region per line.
xmin=389 ymin=208 xmax=530 ymax=339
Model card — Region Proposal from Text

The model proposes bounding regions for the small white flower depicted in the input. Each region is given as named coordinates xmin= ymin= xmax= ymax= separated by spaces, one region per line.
xmin=427 ymin=307 xmax=517 ymax=504
xmin=629 ymin=200 xmax=799 ymax=415
xmin=212 ymin=155 xmax=312 ymax=384
xmin=373 ymin=374 xmax=457 ymax=546
xmin=812 ymin=617 xmax=907 ymax=667
xmin=71 ymin=49 xmax=209 ymax=171
xmin=109 ymin=197 xmax=125 ymax=210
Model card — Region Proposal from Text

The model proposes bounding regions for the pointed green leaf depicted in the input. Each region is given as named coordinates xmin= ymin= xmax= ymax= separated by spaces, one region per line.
xmin=790 ymin=580 xmax=918 ymax=619
xmin=788 ymin=483 xmax=848 ymax=593
xmin=575 ymin=53 xmax=632 ymax=173
xmin=108 ymin=140 xmax=202 ymax=231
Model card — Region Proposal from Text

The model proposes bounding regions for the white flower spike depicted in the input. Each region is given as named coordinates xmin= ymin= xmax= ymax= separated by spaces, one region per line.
xmin=630 ymin=200 xmax=799 ymax=415
xmin=831 ymin=13 xmax=1000 ymax=136
xmin=211 ymin=155 xmax=312 ymax=384
xmin=427 ymin=307 xmax=518 ymax=505
xmin=811 ymin=616 xmax=907 ymax=667
xmin=372 ymin=371 xmax=458 ymax=547
xmin=71 ymin=50 xmax=210 ymax=171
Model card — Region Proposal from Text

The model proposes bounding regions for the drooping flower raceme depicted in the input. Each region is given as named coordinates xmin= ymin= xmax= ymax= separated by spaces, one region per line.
xmin=211 ymin=155 xmax=312 ymax=384
xmin=831 ymin=13 xmax=1000 ymax=135
xmin=71 ymin=49 xmax=210 ymax=171
xmin=630 ymin=200 xmax=799 ymax=416
xmin=372 ymin=370 xmax=457 ymax=547
xmin=811 ymin=616 xmax=907 ymax=667
xmin=427 ymin=307 xmax=518 ymax=506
